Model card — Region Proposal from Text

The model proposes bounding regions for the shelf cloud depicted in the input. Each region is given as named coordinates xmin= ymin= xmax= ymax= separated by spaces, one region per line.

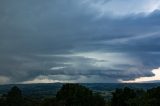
xmin=0 ymin=0 xmax=160 ymax=84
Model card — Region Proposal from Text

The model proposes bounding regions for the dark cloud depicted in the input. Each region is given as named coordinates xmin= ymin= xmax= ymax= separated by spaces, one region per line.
xmin=0 ymin=0 xmax=160 ymax=83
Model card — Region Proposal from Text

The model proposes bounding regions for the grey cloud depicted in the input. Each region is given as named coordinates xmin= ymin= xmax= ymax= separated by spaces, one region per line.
xmin=0 ymin=0 xmax=160 ymax=83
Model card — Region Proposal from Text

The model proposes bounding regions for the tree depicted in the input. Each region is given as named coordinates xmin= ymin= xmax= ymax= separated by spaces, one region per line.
xmin=0 ymin=94 xmax=7 ymax=106
xmin=56 ymin=84 xmax=105 ymax=106
xmin=6 ymin=86 xmax=23 ymax=106
xmin=111 ymin=87 xmax=136 ymax=106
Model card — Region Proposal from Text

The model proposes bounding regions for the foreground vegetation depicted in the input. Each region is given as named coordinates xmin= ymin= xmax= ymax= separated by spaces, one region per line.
xmin=0 ymin=84 xmax=105 ymax=106
xmin=111 ymin=86 xmax=160 ymax=106
xmin=0 ymin=83 xmax=160 ymax=106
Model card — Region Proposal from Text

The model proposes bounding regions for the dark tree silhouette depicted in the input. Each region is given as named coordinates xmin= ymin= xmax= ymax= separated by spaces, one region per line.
xmin=1 ymin=84 xmax=160 ymax=106
xmin=111 ymin=87 xmax=136 ymax=106
xmin=0 ymin=94 xmax=7 ymax=106
xmin=110 ymin=86 xmax=160 ymax=106
xmin=56 ymin=83 xmax=105 ymax=106
xmin=6 ymin=86 xmax=23 ymax=106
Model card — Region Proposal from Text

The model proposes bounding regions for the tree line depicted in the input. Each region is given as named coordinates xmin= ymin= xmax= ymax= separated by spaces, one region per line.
xmin=0 ymin=84 xmax=105 ymax=106
xmin=0 ymin=84 xmax=160 ymax=106
xmin=111 ymin=86 xmax=160 ymax=106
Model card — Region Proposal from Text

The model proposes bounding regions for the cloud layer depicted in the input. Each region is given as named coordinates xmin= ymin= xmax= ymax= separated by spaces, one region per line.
xmin=0 ymin=0 xmax=160 ymax=84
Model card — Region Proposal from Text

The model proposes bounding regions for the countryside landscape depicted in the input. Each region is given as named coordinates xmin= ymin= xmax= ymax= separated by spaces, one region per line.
xmin=0 ymin=0 xmax=160 ymax=105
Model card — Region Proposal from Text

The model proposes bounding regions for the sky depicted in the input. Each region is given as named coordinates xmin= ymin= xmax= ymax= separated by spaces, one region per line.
xmin=0 ymin=0 xmax=160 ymax=84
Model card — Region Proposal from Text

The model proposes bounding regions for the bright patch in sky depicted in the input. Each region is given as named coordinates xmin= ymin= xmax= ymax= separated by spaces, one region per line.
xmin=72 ymin=52 xmax=136 ymax=68
xmin=48 ymin=51 xmax=137 ymax=70
xmin=121 ymin=67 xmax=160 ymax=83
xmin=82 ymin=0 xmax=160 ymax=16
xmin=50 ymin=66 xmax=65 ymax=70
xmin=0 ymin=76 xmax=10 ymax=84
xmin=22 ymin=75 xmax=69 ymax=84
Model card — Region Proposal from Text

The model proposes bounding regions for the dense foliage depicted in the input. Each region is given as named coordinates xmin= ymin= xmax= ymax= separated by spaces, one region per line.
xmin=1 ymin=84 xmax=160 ymax=106
xmin=56 ymin=84 xmax=105 ymax=106
xmin=111 ymin=86 xmax=160 ymax=106
xmin=0 ymin=84 xmax=105 ymax=106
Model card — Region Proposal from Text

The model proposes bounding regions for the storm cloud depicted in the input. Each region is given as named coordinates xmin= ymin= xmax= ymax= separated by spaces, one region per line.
xmin=0 ymin=0 xmax=160 ymax=84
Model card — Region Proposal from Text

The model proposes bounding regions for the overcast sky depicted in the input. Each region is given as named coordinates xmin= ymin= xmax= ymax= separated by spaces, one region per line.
xmin=0 ymin=0 xmax=160 ymax=84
